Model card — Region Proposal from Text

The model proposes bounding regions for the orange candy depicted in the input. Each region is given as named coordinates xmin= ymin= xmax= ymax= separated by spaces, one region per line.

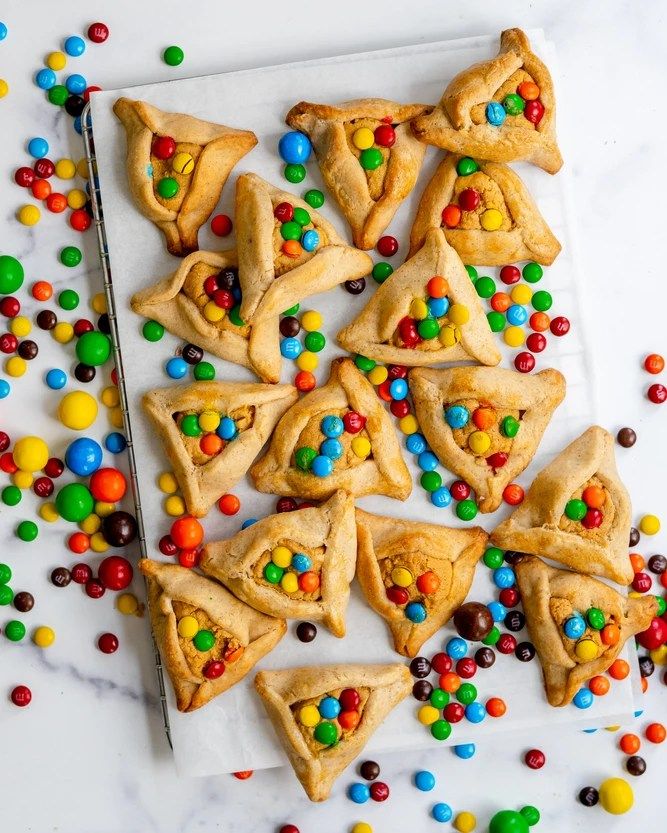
xmin=619 ymin=733 xmax=641 ymax=754
xmin=601 ymin=623 xmax=620 ymax=646
xmin=629 ymin=553 xmax=644 ymax=574
xmin=233 ymin=770 xmax=253 ymax=780
xmin=68 ymin=531 xmax=90 ymax=554
xmin=644 ymin=353 xmax=665 ymax=374
xmin=298 ymin=571 xmax=320 ymax=593
xmin=170 ymin=516 xmax=204 ymax=549
xmin=282 ymin=239 xmax=302 ymax=258
xmin=645 ymin=722 xmax=666 ymax=743
xmin=46 ymin=192 xmax=68 ymax=213
xmin=178 ymin=548 xmax=200 ymax=569
xmin=608 ymin=658 xmax=629 ymax=680
xmin=199 ymin=433 xmax=223 ymax=456
xmin=441 ymin=204 xmax=461 ymax=228
xmin=224 ymin=645 xmax=244 ymax=663
xmin=427 ymin=275 xmax=448 ymax=298
xmin=529 ymin=311 xmax=550 ymax=332
xmin=588 ymin=675 xmax=610 ymax=696
xmin=503 ymin=483 xmax=525 ymax=506
xmin=486 ymin=697 xmax=506 ymax=717
xmin=338 ymin=709 xmax=360 ymax=730
xmin=472 ymin=407 xmax=496 ymax=430
xmin=295 ymin=370 xmax=316 ymax=392
xmin=218 ymin=493 xmax=240 ymax=516
xmin=32 ymin=179 xmax=51 ymax=200
xmin=440 ymin=672 xmax=461 ymax=693
xmin=89 ymin=467 xmax=127 ymax=502
xmin=416 ymin=571 xmax=440 ymax=595
xmin=582 ymin=485 xmax=605 ymax=509
xmin=517 ymin=81 xmax=540 ymax=101
xmin=32 ymin=280 xmax=53 ymax=301
xmin=641 ymin=676 xmax=648 ymax=693
xmin=491 ymin=292 xmax=511 ymax=313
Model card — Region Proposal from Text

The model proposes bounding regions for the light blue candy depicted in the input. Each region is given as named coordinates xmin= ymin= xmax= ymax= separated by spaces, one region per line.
xmin=73 ymin=116 xmax=83 ymax=136
xmin=165 ymin=357 xmax=188 ymax=379
xmin=428 ymin=296 xmax=449 ymax=318
xmin=418 ymin=450 xmax=439 ymax=471
xmin=506 ymin=304 xmax=528 ymax=326
xmin=35 ymin=68 xmax=57 ymax=90
xmin=318 ymin=695 xmax=341 ymax=719
xmin=486 ymin=101 xmax=506 ymax=126
xmin=320 ymin=415 xmax=344 ymax=438
xmin=573 ymin=688 xmax=594 ymax=709
xmin=320 ymin=438 xmax=343 ymax=460
xmin=65 ymin=437 xmax=103 ymax=476
xmin=0 ymin=379 xmax=10 ymax=399
xmin=104 ymin=432 xmax=126 ymax=454
xmin=291 ymin=553 xmax=311 ymax=573
xmin=65 ymin=73 xmax=86 ymax=95
xmin=215 ymin=417 xmax=236 ymax=441
xmin=241 ymin=518 xmax=258 ymax=529
xmin=301 ymin=229 xmax=319 ymax=252
xmin=582 ymin=727 xmax=598 ymax=734
xmin=446 ymin=637 xmax=468 ymax=659
xmin=465 ymin=702 xmax=486 ymax=723
xmin=406 ymin=433 xmax=427 ymax=454
xmin=389 ymin=378 xmax=408 ymax=400
xmin=493 ymin=566 xmax=515 ymax=589
xmin=432 ymin=803 xmax=453 ymax=823
xmin=45 ymin=368 xmax=67 ymax=390
xmin=563 ymin=614 xmax=586 ymax=640
xmin=405 ymin=601 xmax=427 ymax=623
xmin=280 ymin=337 xmax=302 ymax=359
xmin=487 ymin=601 xmax=507 ymax=622
xmin=28 ymin=137 xmax=49 ymax=159
xmin=431 ymin=486 xmax=452 ymax=508
xmin=278 ymin=131 xmax=312 ymax=164
xmin=64 ymin=35 xmax=85 ymax=57
xmin=348 ymin=782 xmax=370 ymax=804
xmin=0 ymin=22 xmax=7 ymax=41
xmin=414 ymin=770 xmax=435 ymax=791
xmin=311 ymin=455 xmax=333 ymax=477
xmin=454 ymin=743 xmax=476 ymax=759
xmin=445 ymin=404 xmax=469 ymax=429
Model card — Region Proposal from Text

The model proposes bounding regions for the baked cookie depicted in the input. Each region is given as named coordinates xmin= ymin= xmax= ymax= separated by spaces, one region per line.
xmin=250 ymin=358 xmax=411 ymax=501
xmin=143 ymin=380 xmax=298 ymax=517
xmin=410 ymin=366 xmax=565 ymax=513
xmin=286 ymin=98 xmax=431 ymax=249
xmin=236 ymin=173 xmax=372 ymax=324
xmin=337 ymin=228 xmax=501 ymax=368
xmin=515 ymin=555 xmax=657 ymax=706
xmin=113 ymin=98 xmax=256 ymax=255
xmin=411 ymin=29 xmax=563 ymax=174
xmin=491 ymin=426 xmax=633 ymax=585
xmin=356 ymin=509 xmax=487 ymax=657
xmin=130 ymin=250 xmax=282 ymax=383
xmin=408 ymin=154 xmax=560 ymax=264
xmin=139 ymin=559 xmax=286 ymax=712
xmin=255 ymin=663 xmax=412 ymax=801
xmin=201 ymin=491 xmax=356 ymax=637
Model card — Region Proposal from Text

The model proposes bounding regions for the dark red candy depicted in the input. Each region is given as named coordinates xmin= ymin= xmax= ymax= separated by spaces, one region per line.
xmin=88 ymin=22 xmax=110 ymax=43
xmin=632 ymin=572 xmax=652 ymax=594
xmin=33 ymin=476 xmax=53 ymax=498
xmin=152 ymin=136 xmax=176 ymax=159
xmin=444 ymin=702 xmax=465 ymax=723
xmin=398 ymin=316 xmax=420 ymax=348
xmin=458 ymin=188 xmax=481 ymax=212
xmin=376 ymin=235 xmax=398 ymax=257
xmin=203 ymin=275 xmax=219 ymax=296
xmin=370 ymin=781 xmax=390 ymax=801
xmin=11 ymin=685 xmax=32 ymax=707
xmin=159 ymin=534 xmax=179 ymax=556
xmin=276 ymin=496 xmax=298 ymax=513
xmin=98 ymin=555 xmax=133 ymax=590
xmin=85 ymin=579 xmax=105 ymax=599
xmin=71 ymin=563 xmax=92 ymax=584
xmin=525 ymin=748 xmax=545 ymax=769
xmin=0 ymin=333 xmax=18 ymax=353
xmin=378 ymin=379 xmax=392 ymax=400
xmin=0 ymin=296 xmax=20 ymax=317
xmin=44 ymin=457 xmax=64 ymax=477
xmin=514 ymin=352 xmax=536 ymax=373
xmin=456 ymin=657 xmax=477 ymax=679
xmin=388 ymin=364 xmax=408 ymax=379
xmin=279 ymin=826 xmax=300 ymax=833
xmin=496 ymin=633 xmax=517 ymax=654
xmin=274 ymin=202 xmax=294 ymax=222
xmin=73 ymin=318 xmax=94 ymax=336
xmin=450 ymin=480 xmax=471 ymax=501
xmin=34 ymin=158 xmax=55 ymax=178
xmin=390 ymin=399 xmax=410 ymax=418
xmin=0 ymin=431 xmax=9 ymax=452
xmin=212 ymin=289 xmax=234 ymax=310
xmin=339 ymin=688 xmax=360 ymax=710
xmin=524 ymin=100 xmax=545 ymax=124
xmin=582 ymin=508 xmax=603 ymax=529
xmin=431 ymin=652 xmax=452 ymax=675
xmin=343 ymin=411 xmax=366 ymax=433
xmin=386 ymin=585 xmax=409 ymax=605
xmin=499 ymin=265 xmax=521 ymax=285
xmin=550 ymin=316 xmax=570 ymax=336
xmin=648 ymin=383 xmax=667 ymax=404
xmin=15 ymin=166 xmax=35 ymax=187
xmin=98 ymin=632 xmax=118 ymax=653
xmin=486 ymin=452 xmax=508 ymax=469
xmin=374 ymin=124 xmax=396 ymax=147
xmin=499 ymin=587 xmax=520 ymax=608
xmin=526 ymin=332 xmax=547 ymax=353
xmin=203 ymin=660 xmax=225 ymax=679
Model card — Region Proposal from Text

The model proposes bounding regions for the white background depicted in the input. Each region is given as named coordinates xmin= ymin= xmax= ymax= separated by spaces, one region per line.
xmin=0 ymin=1 xmax=665 ymax=831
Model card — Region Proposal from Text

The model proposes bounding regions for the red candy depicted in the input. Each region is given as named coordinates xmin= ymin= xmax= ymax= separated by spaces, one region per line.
xmin=88 ymin=22 xmax=109 ymax=43
xmin=15 ymin=166 xmax=35 ymax=187
xmin=274 ymin=202 xmax=294 ymax=222
xmin=500 ymin=265 xmax=521 ymax=285
xmin=204 ymin=275 xmax=219 ymax=296
xmin=279 ymin=825 xmax=299 ymax=833
xmin=632 ymin=572 xmax=652 ymax=594
xmin=212 ymin=289 xmax=234 ymax=310
xmin=170 ymin=516 xmax=204 ymax=549
xmin=450 ymin=480 xmax=471 ymax=501
xmin=458 ymin=188 xmax=480 ymax=212
xmin=211 ymin=214 xmax=233 ymax=236
xmin=648 ymin=383 xmax=667 ymax=404
xmin=0 ymin=296 xmax=20 ymax=317
xmin=524 ymin=100 xmax=545 ymax=124
xmin=233 ymin=771 xmax=253 ymax=780
xmin=377 ymin=379 xmax=392 ymax=402
xmin=486 ymin=452 xmax=508 ymax=469
xmin=339 ymin=688 xmax=360 ymax=711
xmin=636 ymin=617 xmax=667 ymax=650
xmin=0 ymin=452 xmax=18 ymax=473
xmin=386 ymin=585 xmax=409 ymax=606
xmin=549 ymin=316 xmax=570 ymax=336
xmin=203 ymin=660 xmax=226 ymax=679
xmin=456 ymin=658 xmax=477 ymax=679
xmin=10 ymin=685 xmax=32 ymax=707
xmin=442 ymin=204 xmax=462 ymax=228
xmin=71 ymin=563 xmax=92 ymax=584
xmin=377 ymin=235 xmax=398 ymax=257
xmin=526 ymin=332 xmax=547 ymax=353
xmin=390 ymin=399 xmax=410 ymax=418
xmin=73 ymin=318 xmax=94 ymax=337
xmin=338 ymin=709 xmax=360 ymax=730
xmin=276 ymin=497 xmax=298 ymax=513
xmin=503 ymin=484 xmax=524 ymax=506
xmin=524 ymin=749 xmax=546 ymax=769
xmin=514 ymin=352 xmax=535 ymax=374
xmin=159 ymin=534 xmax=179 ymax=556
xmin=431 ymin=653 xmax=452 ymax=675
xmin=388 ymin=364 xmax=408 ymax=379
xmin=398 ymin=316 xmax=420 ymax=348
xmin=98 ymin=555 xmax=133 ymax=591
xmin=0 ymin=333 xmax=18 ymax=354
xmin=444 ymin=702 xmax=465 ymax=723
xmin=152 ymin=136 xmax=176 ymax=160
xmin=0 ymin=432 xmax=9 ymax=452
xmin=370 ymin=781 xmax=390 ymax=801
xmin=496 ymin=633 xmax=517 ymax=654
xmin=45 ymin=193 xmax=68 ymax=213
xmin=499 ymin=587 xmax=520 ymax=608
xmin=44 ymin=457 xmax=64 ymax=478
xmin=83 ymin=86 xmax=102 ymax=102
xmin=98 ymin=632 xmax=119 ymax=653
xmin=90 ymin=467 xmax=127 ymax=502
xmin=582 ymin=508 xmax=603 ymax=529
xmin=374 ymin=124 xmax=396 ymax=147
xmin=70 ymin=208 xmax=91 ymax=232
xmin=33 ymin=476 xmax=53 ymax=498
xmin=178 ymin=548 xmax=200 ymax=569
xmin=34 ymin=159 xmax=55 ymax=179
xmin=85 ymin=579 xmax=105 ymax=599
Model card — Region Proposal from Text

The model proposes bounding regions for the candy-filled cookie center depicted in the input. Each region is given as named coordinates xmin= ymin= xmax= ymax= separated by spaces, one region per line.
xmin=345 ymin=117 xmax=396 ymax=200
xmin=173 ymin=405 xmax=254 ymax=465
xmin=292 ymin=409 xmax=371 ymax=478
xmin=292 ymin=685 xmax=370 ymax=754
xmin=272 ymin=199 xmax=327 ymax=276
xmin=379 ymin=545 xmax=451 ymax=624
xmin=172 ymin=600 xmax=244 ymax=679
xmin=560 ymin=477 xmax=615 ymax=543
xmin=150 ymin=134 xmax=202 ymax=210
xmin=441 ymin=164 xmax=513 ymax=232
xmin=392 ymin=275 xmax=470 ymax=351
xmin=550 ymin=596 xmax=620 ymax=665
xmin=444 ymin=399 xmax=523 ymax=472
xmin=254 ymin=541 xmax=323 ymax=600
xmin=471 ymin=69 xmax=545 ymax=129
xmin=180 ymin=261 xmax=248 ymax=333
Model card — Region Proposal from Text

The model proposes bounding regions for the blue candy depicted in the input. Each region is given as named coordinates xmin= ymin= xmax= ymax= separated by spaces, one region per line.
xmin=320 ymin=438 xmax=343 ymax=460
xmin=563 ymin=615 xmax=586 ymax=640
xmin=45 ymin=368 xmax=67 ymax=390
xmin=465 ymin=702 xmax=486 ymax=723
xmin=278 ymin=131 xmax=312 ymax=164
xmin=406 ymin=433 xmax=427 ymax=454
xmin=65 ymin=73 xmax=86 ymax=95
xmin=414 ymin=770 xmax=435 ymax=791
xmin=389 ymin=378 xmax=408 ymax=401
xmin=506 ymin=304 xmax=528 ymax=326
xmin=318 ymin=695 xmax=341 ymax=719
xmin=445 ymin=404 xmax=469 ymax=429
xmin=104 ymin=432 xmax=126 ymax=454
xmin=573 ymin=688 xmax=594 ymax=709
xmin=428 ymin=296 xmax=449 ymax=318
xmin=432 ymin=803 xmax=453 ymax=823
xmin=166 ymin=357 xmax=188 ymax=379
xmin=492 ymin=566 xmax=515 ymax=589
xmin=241 ymin=518 xmax=258 ymax=529
xmin=417 ymin=450 xmax=439 ymax=471
xmin=35 ymin=68 xmax=57 ymax=90
xmin=487 ymin=601 xmax=507 ymax=622
xmin=27 ymin=137 xmax=49 ymax=159
xmin=0 ymin=379 xmax=10 ymax=399
xmin=73 ymin=116 xmax=83 ymax=135
xmin=64 ymin=35 xmax=85 ymax=57
xmin=582 ymin=727 xmax=598 ymax=734
xmin=486 ymin=101 xmax=506 ymax=126
xmin=0 ymin=22 xmax=7 ymax=41
xmin=301 ymin=229 xmax=319 ymax=252
xmin=405 ymin=602 xmax=427 ymax=623
xmin=348 ymin=782 xmax=370 ymax=804
xmin=431 ymin=486 xmax=452 ymax=508
xmin=217 ymin=416 xmax=237 ymax=440
xmin=65 ymin=437 xmax=103 ymax=476
xmin=280 ymin=337 xmax=302 ymax=359
xmin=445 ymin=637 xmax=468 ymax=660
xmin=311 ymin=455 xmax=333 ymax=477
xmin=453 ymin=743 xmax=476 ymax=759
xmin=320 ymin=415 xmax=344 ymax=438
xmin=291 ymin=553 xmax=311 ymax=573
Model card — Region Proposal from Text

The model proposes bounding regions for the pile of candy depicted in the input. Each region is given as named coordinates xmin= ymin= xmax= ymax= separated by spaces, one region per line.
xmin=385 ymin=564 xmax=439 ymax=624
xmin=561 ymin=606 xmax=617 ymax=663
xmin=279 ymin=307 xmax=325 ymax=387
xmin=294 ymin=412 xmax=370 ymax=478
xmin=446 ymin=402 xmax=519 ymax=471
xmin=485 ymin=80 xmax=545 ymax=127
xmin=275 ymin=201 xmax=320 ymax=258
xmin=563 ymin=483 xmax=607 ymax=530
xmin=350 ymin=118 xmax=395 ymax=172
xmin=263 ymin=545 xmax=320 ymax=595
xmin=442 ymin=157 xmax=504 ymax=231
xmin=397 ymin=276 xmax=469 ymax=348
xmin=644 ymin=352 xmax=666 ymax=404
xmin=297 ymin=687 xmax=363 ymax=744
xmin=176 ymin=611 xmax=243 ymax=679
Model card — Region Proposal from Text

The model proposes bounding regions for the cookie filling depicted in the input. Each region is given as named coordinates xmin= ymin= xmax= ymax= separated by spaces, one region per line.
xmin=292 ymin=685 xmax=370 ymax=754
xmin=379 ymin=546 xmax=449 ymax=624
xmin=551 ymin=596 xmax=620 ymax=665
xmin=173 ymin=405 xmax=254 ymax=465
xmin=272 ymin=198 xmax=327 ymax=277
xmin=150 ymin=134 xmax=202 ymax=210
xmin=173 ymin=600 xmax=244 ymax=680
xmin=255 ymin=541 xmax=323 ymax=600
xmin=345 ymin=116 xmax=395 ymax=198
xmin=472 ymin=70 xmax=545 ymax=129
xmin=444 ymin=400 xmax=523 ymax=472
xmin=560 ymin=477 xmax=615 ymax=543
xmin=180 ymin=261 xmax=248 ymax=333
xmin=292 ymin=409 xmax=372 ymax=477
xmin=392 ymin=275 xmax=470 ymax=351
xmin=441 ymin=164 xmax=513 ymax=233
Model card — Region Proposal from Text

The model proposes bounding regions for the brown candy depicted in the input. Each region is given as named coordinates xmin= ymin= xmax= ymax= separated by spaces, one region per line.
xmin=412 ymin=679 xmax=433 ymax=701
xmin=50 ymin=567 xmax=71 ymax=587
xmin=359 ymin=760 xmax=380 ymax=780
xmin=13 ymin=591 xmax=34 ymax=612
xmin=409 ymin=656 xmax=431 ymax=678
xmin=295 ymin=621 xmax=317 ymax=643
xmin=453 ymin=602 xmax=494 ymax=641
xmin=617 ymin=427 xmax=637 ymax=448
xmin=279 ymin=316 xmax=300 ymax=337
xmin=102 ymin=511 xmax=137 ymax=547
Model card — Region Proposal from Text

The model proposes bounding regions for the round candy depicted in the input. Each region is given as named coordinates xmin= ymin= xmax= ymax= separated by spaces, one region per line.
xmin=12 ymin=436 xmax=49 ymax=472
xmin=453 ymin=811 xmax=477 ymax=833
xmin=98 ymin=555 xmax=133 ymax=590
xmin=58 ymin=390 xmax=98 ymax=429
xmin=311 ymin=455 xmax=333 ymax=477
xmin=488 ymin=810 xmax=529 ymax=833
xmin=405 ymin=602 xmax=427 ymax=623
xmin=414 ymin=770 xmax=435 ymax=791
xmin=639 ymin=514 xmax=660 ymax=535
xmin=432 ymin=803 xmax=453 ymax=823
xmin=563 ymin=615 xmax=586 ymax=639
xmin=321 ymin=415 xmax=344 ymax=438
xmin=445 ymin=404 xmax=469 ymax=429
xmin=573 ymin=687 xmax=594 ymax=709
xmin=11 ymin=685 xmax=32 ymax=707
xmin=0 ymin=256 xmax=25 ymax=295
xmin=486 ymin=101 xmax=506 ymax=125
xmin=163 ymin=45 xmax=184 ymax=66
xmin=55 ymin=483 xmax=94 ymax=522
xmin=599 ymin=777 xmax=634 ymax=815
xmin=313 ymin=720 xmax=338 ymax=746
xmin=278 ymin=131 xmax=311 ymax=164
xmin=65 ymin=437 xmax=103 ymax=476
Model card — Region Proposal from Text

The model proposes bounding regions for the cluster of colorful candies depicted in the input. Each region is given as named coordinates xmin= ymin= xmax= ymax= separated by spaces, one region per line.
xmin=399 ymin=276 xmax=470 ymax=349
xmin=275 ymin=200 xmax=321 ymax=258
xmin=294 ymin=411 xmax=370 ymax=478
xmin=349 ymin=117 xmax=395 ymax=172
xmin=561 ymin=606 xmax=616 ymax=663
xmin=485 ymin=80 xmax=545 ymax=127
xmin=346 ymin=759 xmax=390 ymax=806
xmin=297 ymin=687 xmax=362 ymax=745
xmin=198 ymin=265 xmax=243 ymax=326
xmin=178 ymin=408 xmax=240 ymax=455
xmin=473 ymin=261 xmax=570 ymax=373
xmin=442 ymin=157 xmax=505 ymax=231
xmin=165 ymin=342 xmax=217 ymax=381
xmin=280 ymin=307 xmax=324 ymax=391
xmin=159 ymin=514 xmax=204 ymax=569
xmin=563 ymin=483 xmax=607 ymax=530
xmin=151 ymin=133 xmax=197 ymax=201
xmin=263 ymin=545 xmax=320 ymax=596
xmin=616 ymin=723 xmax=666 ymax=781
xmin=385 ymin=565 xmax=439 ymax=624
xmin=445 ymin=401 xmax=520 ymax=471
xmin=644 ymin=352 xmax=667 ymax=404
xmin=176 ymin=613 xmax=243 ymax=679
xmin=278 ymin=130 xmax=312 ymax=185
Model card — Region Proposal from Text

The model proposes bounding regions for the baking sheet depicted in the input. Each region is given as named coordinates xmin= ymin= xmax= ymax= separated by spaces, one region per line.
xmin=90 ymin=30 xmax=638 ymax=778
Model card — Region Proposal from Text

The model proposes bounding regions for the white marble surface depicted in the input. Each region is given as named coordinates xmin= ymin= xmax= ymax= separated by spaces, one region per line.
xmin=0 ymin=1 xmax=665 ymax=831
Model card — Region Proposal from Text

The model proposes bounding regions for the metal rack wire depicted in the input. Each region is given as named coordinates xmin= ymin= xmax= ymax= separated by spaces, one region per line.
xmin=82 ymin=103 xmax=172 ymax=749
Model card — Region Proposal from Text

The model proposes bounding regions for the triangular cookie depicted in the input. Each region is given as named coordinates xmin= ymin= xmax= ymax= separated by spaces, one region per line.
xmin=356 ymin=509 xmax=487 ymax=657
xmin=235 ymin=173 xmax=372 ymax=323
xmin=130 ymin=249 xmax=282 ymax=383
xmin=139 ymin=559 xmax=286 ymax=712
xmin=409 ymin=365 xmax=565 ymax=513
xmin=411 ymin=29 xmax=563 ymax=174
xmin=143 ymin=380 xmax=298 ymax=517
xmin=337 ymin=228 xmax=501 ymax=368
xmin=286 ymin=98 xmax=431 ymax=249
xmin=200 ymin=491 xmax=356 ymax=637
xmin=113 ymin=98 xmax=256 ymax=255
xmin=250 ymin=358 xmax=411 ymax=501
xmin=492 ymin=426 xmax=633 ymax=584
xmin=514 ymin=555 xmax=657 ymax=706
xmin=408 ymin=153 xmax=561 ymax=264
xmin=255 ymin=663 xmax=412 ymax=801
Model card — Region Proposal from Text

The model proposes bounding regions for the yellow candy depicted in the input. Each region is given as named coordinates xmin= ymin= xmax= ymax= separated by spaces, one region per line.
xmin=599 ymin=777 xmax=634 ymax=815
xmin=410 ymin=298 xmax=429 ymax=320
xmin=352 ymin=127 xmax=375 ymax=150
xmin=301 ymin=310 xmax=323 ymax=332
xmin=158 ymin=471 xmax=179 ymax=494
xmin=418 ymin=705 xmax=440 ymax=725
xmin=351 ymin=436 xmax=371 ymax=458
xmin=391 ymin=566 xmax=413 ymax=587
xmin=90 ymin=532 xmax=109 ymax=553
xmin=33 ymin=626 xmax=55 ymax=648
xmin=100 ymin=386 xmax=120 ymax=408
xmin=504 ymin=325 xmax=525 ymax=347
xmin=280 ymin=572 xmax=299 ymax=593
xmin=47 ymin=51 xmax=67 ymax=71
xmin=198 ymin=410 xmax=221 ymax=432
xmin=92 ymin=292 xmax=107 ymax=314
xmin=204 ymin=301 xmax=225 ymax=322
xmin=17 ymin=204 xmax=40 ymax=226
xmin=165 ymin=495 xmax=186 ymax=516
xmin=510 ymin=284 xmax=532 ymax=305
xmin=368 ymin=365 xmax=388 ymax=385
xmin=5 ymin=356 xmax=26 ymax=377
xmin=39 ymin=502 xmax=59 ymax=522
xmin=439 ymin=323 xmax=461 ymax=347
xmin=351 ymin=825 xmax=372 ymax=833
xmin=448 ymin=303 xmax=470 ymax=326
xmin=94 ymin=501 xmax=116 ymax=518
xmin=177 ymin=615 xmax=199 ymax=638
xmin=13 ymin=470 xmax=34 ymax=489
xmin=639 ymin=514 xmax=660 ymax=535
xmin=480 ymin=208 xmax=503 ymax=231
xmin=67 ymin=188 xmax=87 ymax=209
xmin=58 ymin=390 xmax=98 ymax=430
xmin=10 ymin=316 xmax=32 ymax=337
xmin=271 ymin=546 xmax=293 ymax=569
xmin=453 ymin=812 xmax=477 ymax=833
xmin=605 ymin=725 xmax=621 ymax=732
xmin=399 ymin=414 xmax=419 ymax=435
xmin=80 ymin=513 xmax=101 ymax=535
xmin=468 ymin=431 xmax=491 ymax=455
xmin=628 ymin=590 xmax=643 ymax=599
xmin=296 ymin=351 xmax=318 ymax=372
xmin=650 ymin=645 xmax=667 ymax=665
xmin=55 ymin=158 xmax=76 ymax=179
xmin=172 ymin=152 xmax=195 ymax=175
xmin=575 ymin=638 xmax=598 ymax=661
xmin=109 ymin=407 xmax=124 ymax=429
xmin=53 ymin=322 xmax=75 ymax=344
xmin=299 ymin=704 xmax=320 ymax=727
xmin=117 ymin=593 xmax=140 ymax=615
xmin=12 ymin=436 xmax=49 ymax=472
xmin=0 ymin=79 xmax=8 ymax=99
xmin=76 ymin=158 xmax=89 ymax=179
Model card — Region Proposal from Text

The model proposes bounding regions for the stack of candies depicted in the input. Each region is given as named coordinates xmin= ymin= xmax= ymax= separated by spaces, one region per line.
xmin=262 ymin=545 xmax=320 ymax=596
xmin=563 ymin=483 xmax=607 ymax=530
xmin=279 ymin=308 xmax=324 ymax=391
xmin=297 ymin=686 xmax=362 ymax=745
xmin=177 ymin=409 xmax=240 ymax=458
xmin=175 ymin=610 xmax=244 ymax=679
xmin=195 ymin=264 xmax=243 ymax=328
xmin=294 ymin=412 xmax=370 ymax=478
xmin=484 ymin=79 xmax=546 ymax=127
xmin=277 ymin=131 xmax=312 ymax=185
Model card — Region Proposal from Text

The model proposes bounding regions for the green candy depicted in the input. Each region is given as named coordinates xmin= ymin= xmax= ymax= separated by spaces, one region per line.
xmin=587 ymin=606 xmax=605 ymax=630
xmin=417 ymin=318 xmax=440 ymax=340
xmin=429 ymin=688 xmax=450 ymax=709
xmin=60 ymin=246 xmax=82 ymax=268
xmin=292 ymin=207 xmax=311 ymax=227
xmin=489 ymin=809 xmax=530 ymax=833
xmin=482 ymin=625 xmax=501 ymax=646
xmin=76 ymin=331 xmax=111 ymax=366
xmin=55 ymin=483 xmax=93 ymax=523
xmin=522 ymin=262 xmax=543 ymax=283
xmin=284 ymin=163 xmax=306 ymax=184
xmin=180 ymin=414 xmax=202 ymax=437
xmin=314 ymin=720 xmax=338 ymax=746
xmin=229 ymin=305 xmax=244 ymax=326
xmin=483 ymin=547 xmax=504 ymax=569
xmin=17 ymin=520 xmax=38 ymax=542
xmin=501 ymin=415 xmax=520 ymax=438
xmin=420 ymin=471 xmax=442 ymax=492
xmin=503 ymin=93 xmax=525 ymax=115
xmin=372 ymin=262 xmax=393 ymax=283
xmin=295 ymin=446 xmax=317 ymax=471
xmin=48 ymin=84 xmax=69 ymax=106
xmin=456 ymin=499 xmax=478 ymax=521
xmin=263 ymin=562 xmax=284 ymax=584
xmin=465 ymin=265 xmax=478 ymax=281
xmin=163 ymin=45 xmax=184 ymax=66
xmin=280 ymin=220 xmax=302 ymax=241
xmin=157 ymin=177 xmax=179 ymax=199
xmin=2 ymin=485 xmax=22 ymax=506
xmin=304 ymin=331 xmax=325 ymax=352
xmin=430 ymin=718 xmax=451 ymax=741
xmin=192 ymin=629 xmax=215 ymax=652
xmin=142 ymin=320 xmax=165 ymax=342
xmin=359 ymin=147 xmax=383 ymax=170
xmin=487 ymin=311 xmax=506 ymax=333
xmin=520 ymin=806 xmax=540 ymax=826
xmin=0 ymin=585 xmax=13 ymax=606
xmin=282 ymin=304 xmax=300 ymax=317
xmin=303 ymin=189 xmax=324 ymax=208
xmin=456 ymin=682 xmax=477 ymax=705
xmin=0 ymin=255 xmax=25 ymax=295
xmin=565 ymin=498 xmax=587 ymax=521
xmin=355 ymin=354 xmax=376 ymax=372
xmin=656 ymin=595 xmax=667 ymax=617
xmin=4 ymin=620 xmax=26 ymax=642
xmin=193 ymin=361 xmax=215 ymax=381
xmin=0 ymin=563 xmax=12 ymax=584
xmin=475 ymin=276 xmax=496 ymax=299
xmin=531 ymin=290 xmax=552 ymax=312
xmin=58 ymin=289 xmax=79 ymax=310
xmin=456 ymin=157 xmax=479 ymax=176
